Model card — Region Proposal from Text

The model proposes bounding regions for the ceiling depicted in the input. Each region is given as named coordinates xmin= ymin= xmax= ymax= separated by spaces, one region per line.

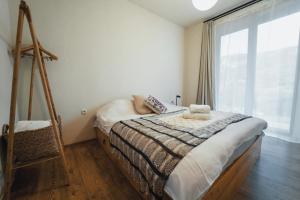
xmin=129 ymin=0 xmax=252 ymax=27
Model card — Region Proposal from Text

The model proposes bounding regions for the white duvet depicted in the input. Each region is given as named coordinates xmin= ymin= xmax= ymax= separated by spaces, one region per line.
xmin=163 ymin=114 xmax=267 ymax=200
xmin=94 ymin=100 xmax=267 ymax=200
xmin=94 ymin=99 xmax=185 ymax=134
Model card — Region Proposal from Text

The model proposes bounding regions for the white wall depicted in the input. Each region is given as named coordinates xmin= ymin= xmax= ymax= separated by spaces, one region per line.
xmin=9 ymin=0 xmax=184 ymax=145
xmin=0 ymin=0 xmax=12 ymax=128
xmin=0 ymin=0 xmax=11 ymax=44
xmin=0 ymin=39 xmax=12 ymax=135
xmin=183 ymin=22 xmax=203 ymax=106
xmin=0 ymin=0 xmax=12 ymax=196
xmin=0 ymin=36 xmax=12 ymax=199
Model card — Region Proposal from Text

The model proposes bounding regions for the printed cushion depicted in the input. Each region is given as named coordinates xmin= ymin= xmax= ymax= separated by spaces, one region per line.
xmin=144 ymin=95 xmax=167 ymax=114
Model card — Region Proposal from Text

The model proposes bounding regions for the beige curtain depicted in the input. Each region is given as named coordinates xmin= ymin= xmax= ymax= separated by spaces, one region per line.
xmin=196 ymin=21 xmax=215 ymax=109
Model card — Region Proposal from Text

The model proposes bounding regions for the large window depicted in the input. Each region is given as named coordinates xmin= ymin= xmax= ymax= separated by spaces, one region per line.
xmin=218 ymin=29 xmax=248 ymax=113
xmin=215 ymin=0 xmax=300 ymax=136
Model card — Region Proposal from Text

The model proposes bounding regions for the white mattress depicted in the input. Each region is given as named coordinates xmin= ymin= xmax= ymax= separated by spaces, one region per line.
xmin=95 ymin=104 xmax=267 ymax=200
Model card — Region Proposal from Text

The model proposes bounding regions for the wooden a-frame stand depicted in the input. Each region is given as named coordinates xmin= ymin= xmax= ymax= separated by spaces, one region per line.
xmin=4 ymin=1 xmax=69 ymax=199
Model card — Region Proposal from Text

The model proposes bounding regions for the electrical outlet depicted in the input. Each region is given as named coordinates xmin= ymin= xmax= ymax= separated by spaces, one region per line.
xmin=81 ymin=109 xmax=87 ymax=115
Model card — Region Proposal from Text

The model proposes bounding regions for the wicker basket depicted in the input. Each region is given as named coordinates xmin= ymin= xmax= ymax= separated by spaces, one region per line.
xmin=3 ymin=121 xmax=60 ymax=166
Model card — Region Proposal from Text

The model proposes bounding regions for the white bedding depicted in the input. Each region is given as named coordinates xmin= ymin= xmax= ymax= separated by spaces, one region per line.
xmin=94 ymin=100 xmax=267 ymax=200
xmin=163 ymin=115 xmax=267 ymax=200
xmin=94 ymin=99 xmax=185 ymax=134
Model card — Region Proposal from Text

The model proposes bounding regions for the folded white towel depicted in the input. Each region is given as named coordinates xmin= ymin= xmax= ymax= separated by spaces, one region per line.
xmin=189 ymin=104 xmax=211 ymax=113
xmin=182 ymin=113 xmax=211 ymax=120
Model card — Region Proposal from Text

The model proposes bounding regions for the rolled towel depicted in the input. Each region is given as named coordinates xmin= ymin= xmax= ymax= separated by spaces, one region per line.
xmin=189 ymin=104 xmax=211 ymax=113
xmin=182 ymin=113 xmax=211 ymax=120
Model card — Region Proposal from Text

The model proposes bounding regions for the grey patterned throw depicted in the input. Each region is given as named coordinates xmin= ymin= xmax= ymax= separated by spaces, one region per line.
xmin=109 ymin=113 xmax=251 ymax=200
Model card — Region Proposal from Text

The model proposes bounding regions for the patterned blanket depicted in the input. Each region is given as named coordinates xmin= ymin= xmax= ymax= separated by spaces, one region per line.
xmin=109 ymin=113 xmax=250 ymax=200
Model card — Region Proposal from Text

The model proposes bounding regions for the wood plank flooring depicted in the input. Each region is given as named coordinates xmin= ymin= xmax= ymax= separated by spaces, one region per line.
xmin=234 ymin=136 xmax=300 ymax=200
xmin=12 ymin=136 xmax=300 ymax=200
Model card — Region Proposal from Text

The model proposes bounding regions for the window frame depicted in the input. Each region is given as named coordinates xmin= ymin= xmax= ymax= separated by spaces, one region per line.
xmin=214 ymin=1 xmax=300 ymax=135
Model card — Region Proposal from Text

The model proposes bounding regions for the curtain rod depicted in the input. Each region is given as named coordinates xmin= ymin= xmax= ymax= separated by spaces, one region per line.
xmin=204 ymin=0 xmax=263 ymax=23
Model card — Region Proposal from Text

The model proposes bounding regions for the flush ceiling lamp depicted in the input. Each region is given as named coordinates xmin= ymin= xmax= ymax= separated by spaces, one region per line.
xmin=192 ymin=0 xmax=218 ymax=11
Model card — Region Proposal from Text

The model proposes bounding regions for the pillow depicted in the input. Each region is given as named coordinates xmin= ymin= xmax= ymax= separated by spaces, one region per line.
xmin=144 ymin=95 xmax=167 ymax=114
xmin=96 ymin=99 xmax=139 ymax=133
xmin=97 ymin=99 xmax=137 ymax=119
xmin=133 ymin=95 xmax=154 ymax=115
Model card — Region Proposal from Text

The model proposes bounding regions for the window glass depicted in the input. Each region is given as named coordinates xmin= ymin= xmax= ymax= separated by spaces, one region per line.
xmin=218 ymin=29 xmax=249 ymax=113
xmin=254 ymin=12 xmax=300 ymax=132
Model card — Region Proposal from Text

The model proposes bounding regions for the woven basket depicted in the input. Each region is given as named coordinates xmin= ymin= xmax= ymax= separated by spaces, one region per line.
xmin=3 ymin=123 xmax=60 ymax=165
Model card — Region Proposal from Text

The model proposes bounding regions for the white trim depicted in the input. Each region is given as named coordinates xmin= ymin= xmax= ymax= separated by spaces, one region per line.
xmin=265 ymin=132 xmax=300 ymax=143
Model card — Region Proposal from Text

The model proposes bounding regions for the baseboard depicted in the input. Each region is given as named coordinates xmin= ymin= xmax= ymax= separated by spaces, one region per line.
xmin=265 ymin=132 xmax=300 ymax=143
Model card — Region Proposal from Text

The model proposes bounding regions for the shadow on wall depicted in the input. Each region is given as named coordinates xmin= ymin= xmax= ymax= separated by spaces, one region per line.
xmin=17 ymin=58 xmax=49 ymax=121
xmin=62 ymin=106 xmax=101 ymax=145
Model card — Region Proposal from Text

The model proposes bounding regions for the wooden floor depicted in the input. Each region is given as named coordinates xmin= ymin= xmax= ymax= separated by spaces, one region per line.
xmin=12 ymin=136 xmax=300 ymax=200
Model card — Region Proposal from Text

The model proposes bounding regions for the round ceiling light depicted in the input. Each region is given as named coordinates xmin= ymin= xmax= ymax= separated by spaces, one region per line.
xmin=192 ymin=0 xmax=218 ymax=11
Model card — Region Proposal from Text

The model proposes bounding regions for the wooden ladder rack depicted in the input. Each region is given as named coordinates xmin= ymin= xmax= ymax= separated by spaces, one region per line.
xmin=4 ymin=1 xmax=69 ymax=199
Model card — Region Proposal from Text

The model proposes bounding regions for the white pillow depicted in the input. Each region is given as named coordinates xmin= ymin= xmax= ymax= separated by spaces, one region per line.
xmin=98 ymin=99 xmax=137 ymax=119
xmin=96 ymin=99 xmax=146 ymax=133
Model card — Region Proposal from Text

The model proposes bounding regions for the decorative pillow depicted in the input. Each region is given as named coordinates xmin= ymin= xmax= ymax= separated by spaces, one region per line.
xmin=132 ymin=95 xmax=154 ymax=115
xmin=144 ymin=95 xmax=167 ymax=114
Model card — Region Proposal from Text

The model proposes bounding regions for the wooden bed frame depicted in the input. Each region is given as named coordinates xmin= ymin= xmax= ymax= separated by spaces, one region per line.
xmin=95 ymin=128 xmax=262 ymax=200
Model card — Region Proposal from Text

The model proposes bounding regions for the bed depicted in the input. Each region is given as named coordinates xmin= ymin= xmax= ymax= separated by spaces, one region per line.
xmin=94 ymin=99 xmax=267 ymax=200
